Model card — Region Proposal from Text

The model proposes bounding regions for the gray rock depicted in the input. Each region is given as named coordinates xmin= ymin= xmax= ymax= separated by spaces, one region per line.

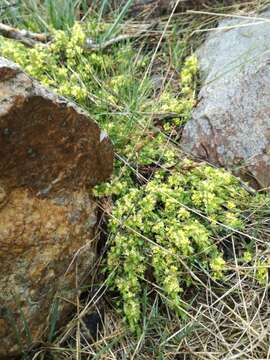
xmin=181 ymin=8 xmax=270 ymax=188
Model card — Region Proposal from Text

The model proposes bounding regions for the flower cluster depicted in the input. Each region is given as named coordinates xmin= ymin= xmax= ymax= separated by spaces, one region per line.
xmin=154 ymin=54 xmax=198 ymax=131
xmin=106 ymin=162 xmax=250 ymax=331
xmin=0 ymin=23 xmax=114 ymax=104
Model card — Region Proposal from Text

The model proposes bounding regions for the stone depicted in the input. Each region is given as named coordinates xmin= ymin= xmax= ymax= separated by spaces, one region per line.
xmin=0 ymin=57 xmax=113 ymax=358
xmin=181 ymin=8 xmax=270 ymax=189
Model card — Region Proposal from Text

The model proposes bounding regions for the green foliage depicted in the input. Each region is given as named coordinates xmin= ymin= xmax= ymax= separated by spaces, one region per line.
xmin=0 ymin=23 xmax=107 ymax=102
xmin=44 ymin=0 xmax=87 ymax=30
xmin=157 ymin=54 xmax=198 ymax=131
xmin=0 ymin=0 xmax=89 ymax=31
xmin=106 ymin=160 xmax=250 ymax=331
xmin=241 ymin=247 xmax=269 ymax=286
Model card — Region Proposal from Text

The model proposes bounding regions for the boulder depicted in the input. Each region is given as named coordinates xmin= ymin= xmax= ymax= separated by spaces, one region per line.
xmin=181 ymin=8 xmax=270 ymax=189
xmin=0 ymin=57 xmax=113 ymax=358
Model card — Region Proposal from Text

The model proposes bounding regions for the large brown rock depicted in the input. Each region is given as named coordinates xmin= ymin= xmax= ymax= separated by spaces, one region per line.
xmin=0 ymin=57 xmax=113 ymax=358
xmin=181 ymin=8 xmax=270 ymax=189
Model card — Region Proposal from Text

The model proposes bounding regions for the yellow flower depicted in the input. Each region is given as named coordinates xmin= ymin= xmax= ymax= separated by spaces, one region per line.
xmin=243 ymin=251 xmax=252 ymax=262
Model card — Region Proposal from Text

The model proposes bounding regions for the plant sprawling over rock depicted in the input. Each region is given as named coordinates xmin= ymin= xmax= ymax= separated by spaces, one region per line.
xmin=106 ymin=161 xmax=250 ymax=331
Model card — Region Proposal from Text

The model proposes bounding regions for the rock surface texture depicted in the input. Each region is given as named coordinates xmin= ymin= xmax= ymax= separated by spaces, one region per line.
xmin=0 ymin=57 xmax=113 ymax=358
xmin=181 ymin=8 xmax=270 ymax=189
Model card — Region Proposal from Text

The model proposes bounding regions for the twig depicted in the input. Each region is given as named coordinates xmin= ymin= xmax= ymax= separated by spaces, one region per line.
xmin=0 ymin=22 xmax=50 ymax=47
xmin=0 ymin=22 xmax=153 ymax=51
xmin=84 ymin=31 xmax=152 ymax=51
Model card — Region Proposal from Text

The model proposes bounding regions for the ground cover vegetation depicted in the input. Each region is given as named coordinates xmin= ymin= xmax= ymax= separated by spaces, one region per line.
xmin=1 ymin=0 xmax=270 ymax=359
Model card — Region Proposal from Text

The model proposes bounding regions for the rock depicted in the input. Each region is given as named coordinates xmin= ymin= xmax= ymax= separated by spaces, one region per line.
xmin=0 ymin=57 xmax=113 ymax=358
xmin=181 ymin=8 xmax=270 ymax=189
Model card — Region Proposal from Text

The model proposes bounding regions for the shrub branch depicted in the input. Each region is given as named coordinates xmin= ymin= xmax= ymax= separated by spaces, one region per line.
xmin=0 ymin=22 xmax=50 ymax=47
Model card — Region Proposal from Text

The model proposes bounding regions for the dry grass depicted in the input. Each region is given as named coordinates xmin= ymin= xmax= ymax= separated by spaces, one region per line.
xmin=34 ymin=265 xmax=269 ymax=359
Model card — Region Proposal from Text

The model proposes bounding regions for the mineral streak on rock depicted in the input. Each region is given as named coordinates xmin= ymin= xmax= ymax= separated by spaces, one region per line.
xmin=0 ymin=57 xmax=113 ymax=358
xmin=181 ymin=8 xmax=270 ymax=189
